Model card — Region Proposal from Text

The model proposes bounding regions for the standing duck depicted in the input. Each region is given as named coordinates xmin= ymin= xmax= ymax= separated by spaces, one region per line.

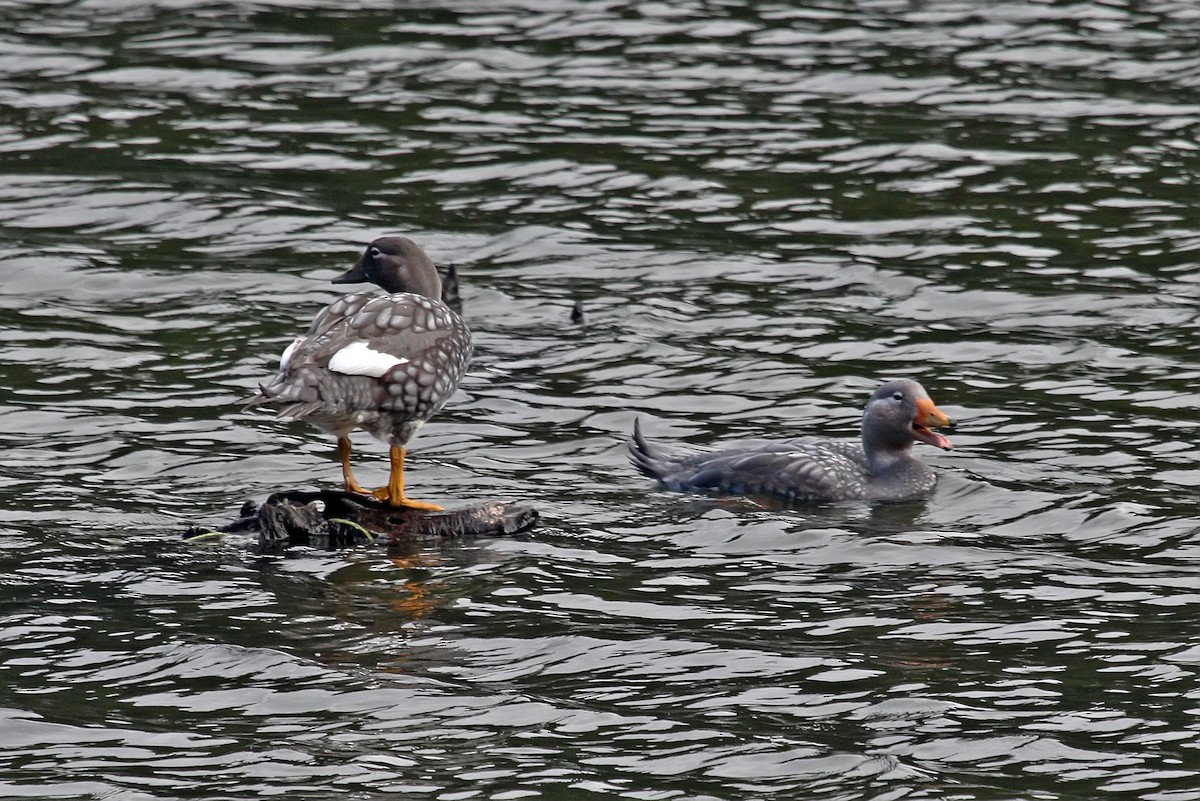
xmin=630 ymin=379 xmax=954 ymax=503
xmin=249 ymin=236 xmax=472 ymax=510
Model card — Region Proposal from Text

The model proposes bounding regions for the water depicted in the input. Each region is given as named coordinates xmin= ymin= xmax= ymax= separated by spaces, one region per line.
xmin=2 ymin=0 xmax=1199 ymax=798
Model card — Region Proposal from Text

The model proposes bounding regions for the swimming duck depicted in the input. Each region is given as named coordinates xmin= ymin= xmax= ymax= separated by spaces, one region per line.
xmin=249 ymin=236 xmax=473 ymax=510
xmin=629 ymin=379 xmax=953 ymax=503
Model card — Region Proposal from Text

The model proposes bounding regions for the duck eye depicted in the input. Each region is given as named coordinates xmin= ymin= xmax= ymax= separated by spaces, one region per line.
xmin=370 ymin=247 xmax=382 ymax=259
xmin=892 ymin=392 xmax=904 ymax=402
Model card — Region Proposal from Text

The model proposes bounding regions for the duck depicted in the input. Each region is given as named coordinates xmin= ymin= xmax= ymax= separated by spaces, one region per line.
xmin=248 ymin=236 xmax=473 ymax=510
xmin=629 ymin=379 xmax=954 ymax=503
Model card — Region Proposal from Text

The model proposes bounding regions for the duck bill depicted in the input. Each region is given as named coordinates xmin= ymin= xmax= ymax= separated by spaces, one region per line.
xmin=332 ymin=252 xmax=369 ymax=285
xmin=913 ymin=397 xmax=953 ymax=451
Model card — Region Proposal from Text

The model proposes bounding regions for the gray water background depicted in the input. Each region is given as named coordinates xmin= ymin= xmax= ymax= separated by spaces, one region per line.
xmin=2 ymin=1 xmax=1200 ymax=798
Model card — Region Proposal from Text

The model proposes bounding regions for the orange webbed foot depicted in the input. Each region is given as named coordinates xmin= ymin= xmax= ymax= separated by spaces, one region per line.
xmin=370 ymin=486 xmax=444 ymax=511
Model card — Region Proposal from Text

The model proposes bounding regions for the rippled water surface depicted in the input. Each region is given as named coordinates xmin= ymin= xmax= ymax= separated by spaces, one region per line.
xmin=2 ymin=0 xmax=1200 ymax=798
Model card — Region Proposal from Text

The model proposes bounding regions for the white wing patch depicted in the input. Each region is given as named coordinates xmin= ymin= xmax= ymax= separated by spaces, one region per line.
xmin=328 ymin=341 xmax=409 ymax=377
xmin=279 ymin=338 xmax=301 ymax=371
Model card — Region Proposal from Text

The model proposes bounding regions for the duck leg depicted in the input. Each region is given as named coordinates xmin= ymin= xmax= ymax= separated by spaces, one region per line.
xmin=372 ymin=444 xmax=444 ymax=511
xmin=337 ymin=436 xmax=372 ymax=496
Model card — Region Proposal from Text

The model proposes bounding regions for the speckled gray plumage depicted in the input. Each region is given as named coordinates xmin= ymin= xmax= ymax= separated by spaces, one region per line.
xmin=629 ymin=379 xmax=953 ymax=503
xmin=250 ymin=237 xmax=472 ymax=449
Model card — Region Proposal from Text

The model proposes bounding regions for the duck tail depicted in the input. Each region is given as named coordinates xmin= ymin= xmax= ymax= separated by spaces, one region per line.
xmin=241 ymin=383 xmax=274 ymax=409
xmin=628 ymin=417 xmax=670 ymax=480
xmin=242 ymin=373 xmax=291 ymax=407
xmin=241 ymin=377 xmax=317 ymax=419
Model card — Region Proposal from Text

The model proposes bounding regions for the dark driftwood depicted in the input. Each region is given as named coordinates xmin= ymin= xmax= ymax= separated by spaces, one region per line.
xmin=185 ymin=490 xmax=538 ymax=550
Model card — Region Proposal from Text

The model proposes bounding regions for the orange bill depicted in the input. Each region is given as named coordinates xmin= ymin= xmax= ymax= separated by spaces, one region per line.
xmin=913 ymin=397 xmax=953 ymax=451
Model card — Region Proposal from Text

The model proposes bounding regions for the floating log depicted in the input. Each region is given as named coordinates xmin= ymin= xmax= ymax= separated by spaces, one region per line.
xmin=185 ymin=490 xmax=538 ymax=551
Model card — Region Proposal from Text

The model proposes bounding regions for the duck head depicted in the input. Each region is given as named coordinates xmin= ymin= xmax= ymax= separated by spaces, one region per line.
xmin=862 ymin=379 xmax=954 ymax=455
xmin=334 ymin=236 xmax=443 ymax=299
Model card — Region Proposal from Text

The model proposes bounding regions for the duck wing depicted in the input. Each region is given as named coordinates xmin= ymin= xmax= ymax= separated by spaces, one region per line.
xmin=630 ymin=420 xmax=867 ymax=502
xmin=252 ymin=293 xmax=472 ymax=423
